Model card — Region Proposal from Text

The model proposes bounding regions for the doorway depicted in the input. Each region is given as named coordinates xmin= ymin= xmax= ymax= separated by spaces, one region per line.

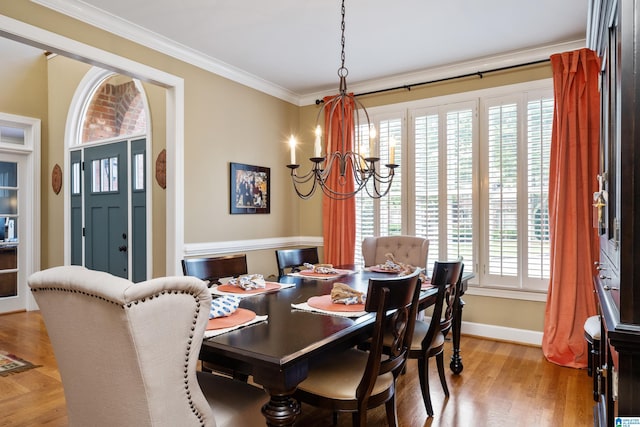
xmin=70 ymin=138 xmax=147 ymax=281
xmin=0 ymin=115 xmax=40 ymax=314
xmin=0 ymin=15 xmax=185 ymax=279
xmin=68 ymin=71 xmax=149 ymax=282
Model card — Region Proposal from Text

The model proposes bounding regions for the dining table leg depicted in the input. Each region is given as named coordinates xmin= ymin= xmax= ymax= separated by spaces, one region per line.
xmin=450 ymin=295 xmax=465 ymax=374
xmin=261 ymin=387 xmax=301 ymax=427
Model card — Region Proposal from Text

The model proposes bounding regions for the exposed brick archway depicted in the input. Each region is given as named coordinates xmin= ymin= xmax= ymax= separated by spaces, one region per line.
xmin=82 ymin=78 xmax=147 ymax=143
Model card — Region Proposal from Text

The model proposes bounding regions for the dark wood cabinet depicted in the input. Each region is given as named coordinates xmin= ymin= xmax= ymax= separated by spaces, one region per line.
xmin=588 ymin=0 xmax=640 ymax=424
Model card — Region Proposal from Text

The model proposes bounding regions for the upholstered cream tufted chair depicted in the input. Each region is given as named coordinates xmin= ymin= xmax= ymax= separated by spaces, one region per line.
xmin=28 ymin=266 xmax=268 ymax=427
xmin=361 ymin=235 xmax=429 ymax=270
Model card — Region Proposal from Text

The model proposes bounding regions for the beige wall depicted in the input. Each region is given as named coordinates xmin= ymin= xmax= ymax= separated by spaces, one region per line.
xmin=1 ymin=1 xmax=548 ymax=335
xmin=0 ymin=37 xmax=49 ymax=266
xmin=45 ymin=55 xmax=90 ymax=269
xmin=0 ymin=38 xmax=47 ymax=118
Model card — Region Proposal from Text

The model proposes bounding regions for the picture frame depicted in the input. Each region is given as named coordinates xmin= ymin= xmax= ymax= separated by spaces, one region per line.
xmin=229 ymin=162 xmax=270 ymax=214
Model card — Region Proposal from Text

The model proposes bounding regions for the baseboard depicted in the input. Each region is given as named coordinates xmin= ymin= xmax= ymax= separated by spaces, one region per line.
xmin=461 ymin=321 xmax=543 ymax=346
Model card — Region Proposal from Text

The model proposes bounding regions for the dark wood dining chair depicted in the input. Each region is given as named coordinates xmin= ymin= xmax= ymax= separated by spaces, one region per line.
xmin=275 ymin=247 xmax=319 ymax=276
xmin=181 ymin=254 xmax=248 ymax=286
xmin=181 ymin=254 xmax=249 ymax=380
xmin=293 ymin=268 xmax=422 ymax=427
xmin=392 ymin=260 xmax=463 ymax=417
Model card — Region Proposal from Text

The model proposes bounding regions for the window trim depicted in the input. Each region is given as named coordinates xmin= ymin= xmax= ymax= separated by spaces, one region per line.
xmin=356 ymin=78 xmax=553 ymax=300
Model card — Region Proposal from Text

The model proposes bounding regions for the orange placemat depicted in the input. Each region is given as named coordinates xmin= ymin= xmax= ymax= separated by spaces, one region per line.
xmin=421 ymin=278 xmax=433 ymax=289
xmin=298 ymin=269 xmax=352 ymax=278
xmin=307 ymin=294 xmax=366 ymax=312
xmin=368 ymin=266 xmax=401 ymax=274
xmin=217 ymin=282 xmax=281 ymax=294
xmin=206 ymin=308 xmax=257 ymax=330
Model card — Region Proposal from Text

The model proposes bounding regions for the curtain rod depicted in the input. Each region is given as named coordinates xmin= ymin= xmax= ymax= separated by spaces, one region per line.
xmin=314 ymin=58 xmax=551 ymax=105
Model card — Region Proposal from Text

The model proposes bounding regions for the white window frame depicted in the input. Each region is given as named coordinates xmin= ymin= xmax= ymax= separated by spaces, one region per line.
xmin=355 ymin=79 xmax=553 ymax=301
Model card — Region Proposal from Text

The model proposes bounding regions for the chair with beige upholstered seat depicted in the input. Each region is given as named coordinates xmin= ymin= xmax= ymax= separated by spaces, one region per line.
xmin=388 ymin=260 xmax=463 ymax=417
xmin=361 ymin=236 xmax=429 ymax=270
xmin=293 ymin=268 xmax=422 ymax=427
xmin=28 ymin=265 xmax=268 ymax=427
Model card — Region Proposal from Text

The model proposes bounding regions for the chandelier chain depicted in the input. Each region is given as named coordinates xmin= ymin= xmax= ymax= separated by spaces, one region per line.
xmin=339 ymin=0 xmax=347 ymax=77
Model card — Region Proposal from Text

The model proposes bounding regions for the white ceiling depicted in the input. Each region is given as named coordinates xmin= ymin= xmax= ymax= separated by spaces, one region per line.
xmin=35 ymin=0 xmax=588 ymax=103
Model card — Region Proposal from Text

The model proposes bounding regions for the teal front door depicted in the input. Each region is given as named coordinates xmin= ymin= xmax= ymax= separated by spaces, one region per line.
xmin=84 ymin=141 xmax=128 ymax=278
xmin=71 ymin=138 xmax=147 ymax=280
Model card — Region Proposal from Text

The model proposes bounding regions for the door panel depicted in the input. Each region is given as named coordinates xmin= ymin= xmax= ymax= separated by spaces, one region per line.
xmin=84 ymin=141 xmax=128 ymax=278
xmin=0 ymin=155 xmax=25 ymax=313
xmin=131 ymin=138 xmax=147 ymax=282
xmin=70 ymin=150 xmax=82 ymax=265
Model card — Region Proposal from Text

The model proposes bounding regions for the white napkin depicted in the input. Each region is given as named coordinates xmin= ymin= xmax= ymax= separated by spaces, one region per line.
xmin=227 ymin=274 xmax=266 ymax=290
xmin=209 ymin=295 xmax=241 ymax=319
xmin=332 ymin=296 xmax=365 ymax=305
xmin=302 ymin=263 xmax=339 ymax=274
xmin=377 ymin=260 xmax=402 ymax=272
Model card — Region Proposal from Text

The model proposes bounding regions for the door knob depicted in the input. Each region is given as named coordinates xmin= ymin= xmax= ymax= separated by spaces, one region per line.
xmin=118 ymin=245 xmax=127 ymax=252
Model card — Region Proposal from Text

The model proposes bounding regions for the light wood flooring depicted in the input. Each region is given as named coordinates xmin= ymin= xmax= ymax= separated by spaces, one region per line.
xmin=0 ymin=311 xmax=594 ymax=427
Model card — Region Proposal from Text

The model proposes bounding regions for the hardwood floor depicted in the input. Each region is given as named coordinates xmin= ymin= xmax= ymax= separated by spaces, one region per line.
xmin=0 ymin=311 xmax=594 ymax=427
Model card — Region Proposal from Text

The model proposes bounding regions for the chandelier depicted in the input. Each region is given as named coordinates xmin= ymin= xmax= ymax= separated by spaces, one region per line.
xmin=287 ymin=0 xmax=398 ymax=200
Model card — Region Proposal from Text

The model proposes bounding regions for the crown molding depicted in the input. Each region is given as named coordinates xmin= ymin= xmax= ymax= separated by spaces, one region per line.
xmin=32 ymin=0 xmax=301 ymax=104
xmin=33 ymin=0 xmax=585 ymax=108
xmin=299 ymin=39 xmax=586 ymax=106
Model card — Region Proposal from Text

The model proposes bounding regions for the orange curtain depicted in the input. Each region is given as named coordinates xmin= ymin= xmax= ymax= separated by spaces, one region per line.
xmin=322 ymin=95 xmax=356 ymax=266
xmin=542 ymin=48 xmax=600 ymax=368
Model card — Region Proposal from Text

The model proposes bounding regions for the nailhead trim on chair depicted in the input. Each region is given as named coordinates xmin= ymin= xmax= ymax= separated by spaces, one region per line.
xmin=31 ymin=287 xmax=207 ymax=426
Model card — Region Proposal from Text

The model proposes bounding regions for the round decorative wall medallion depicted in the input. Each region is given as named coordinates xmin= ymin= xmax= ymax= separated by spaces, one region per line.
xmin=52 ymin=164 xmax=62 ymax=195
xmin=156 ymin=149 xmax=166 ymax=189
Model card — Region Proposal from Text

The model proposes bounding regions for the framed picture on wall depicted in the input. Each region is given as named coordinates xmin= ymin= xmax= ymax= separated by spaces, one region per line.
xmin=229 ymin=162 xmax=270 ymax=214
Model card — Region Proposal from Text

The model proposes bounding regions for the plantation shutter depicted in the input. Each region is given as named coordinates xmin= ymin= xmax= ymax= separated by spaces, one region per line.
xmin=445 ymin=109 xmax=474 ymax=269
xmin=487 ymin=102 xmax=519 ymax=277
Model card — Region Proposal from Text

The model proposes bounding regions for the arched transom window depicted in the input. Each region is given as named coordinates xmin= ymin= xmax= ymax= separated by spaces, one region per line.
xmin=81 ymin=75 xmax=147 ymax=143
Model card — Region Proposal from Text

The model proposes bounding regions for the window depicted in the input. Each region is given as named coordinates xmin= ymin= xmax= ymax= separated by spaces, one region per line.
xmin=91 ymin=156 xmax=119 ymax=193
xmin=354 ymin=80 xmax=553 ymax=294
xmin=444 ymin=107 xmax=475 ymax=269
xmin=485 ymin=99 xmax=520 ymax=283
xmin=525 ymin=96 xmax=552 ymax=281
xmin=133 ymin=153 xmax=145 ymax=191
xmin=355 ymin=114 xmax=404 ymax=265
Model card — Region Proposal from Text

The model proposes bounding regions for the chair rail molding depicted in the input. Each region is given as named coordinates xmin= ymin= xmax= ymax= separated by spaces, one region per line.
xmin=183 ymin=236 xmax=324 ymax=257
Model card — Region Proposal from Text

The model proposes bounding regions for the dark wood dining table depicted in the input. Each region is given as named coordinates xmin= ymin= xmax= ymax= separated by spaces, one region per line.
xmin=199 ymin=268 xmax=472 ymax=426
